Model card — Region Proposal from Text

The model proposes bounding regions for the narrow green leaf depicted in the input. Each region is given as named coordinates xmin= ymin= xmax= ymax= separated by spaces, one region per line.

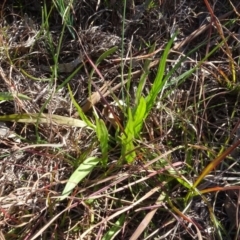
xmin=60 ymin=157 xmax=99 ymax=201
xmin=145 ymin=32 xmax=178 ymax=116
xmin=121 ymin=98 xmax=146 ymax=163
xmin=96 ymin=118 xmax=109 ymax=166
xmin=53 ymin=0 xmax=75 ymax=39
xmin=121 ymin=108 xmax=136 ymax=163
xmin=88 ymin=46 xmax=118 ymax=96
xmin=89 ymin=46 xmax=118 ymax=80
xmin=67 ymin=84 xmax=95 ymax=129
xmin=96 ymin=46 xmax=118 ymax=65
xmin=133 ymin=96 xmax=146 ymax=137
xmin=135 ymin=43 xmax=155 ymax=105
xmin=102 ymin=214 xmax=125 ymax=240
xmin=174 ymin=176 xmax=193 ymax=190
xmin=0 ymin=92 xmax=31 ymax=101
xmin=163 ymin=38 xmax=225 ymax=97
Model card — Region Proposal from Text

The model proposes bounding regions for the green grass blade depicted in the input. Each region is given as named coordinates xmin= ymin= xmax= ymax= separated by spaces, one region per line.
xmin=53 ymin=0 xmax=75 ymax=39
xmin=145 ymin=32 xmax=178 ymax=117
xmin=88 ymin=46 xmax=118 ymax=95
xmin=0 ymin=92 xmax=31 ymax=101
xmin=165 ymin=41 xmax=225 ymax=92
xmin=102 ymin=214 xmax=125 ymax=240
xmin=96 ymin=46 xmax=118 ymax=64
xmin=88 ymin=46 xmax=118 ymax=81
xmin=67 ymin=84 xmax=95 ymax=129
xmin=135 ymin=43 xmax=155 ymax=105
xmin=60 ymin=157 xmax=99 ymax=201
xmin=121 ymin=108 xmax=136 ymax=163
xmin=96 ymin=118 xmax=109 ymax=167
xmin=132 ymin=96 xmax=146 ymax=137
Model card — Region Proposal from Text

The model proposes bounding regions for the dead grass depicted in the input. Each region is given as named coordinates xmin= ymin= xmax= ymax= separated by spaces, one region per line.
xmin=1 ymin=0 xmax=240 ymax=239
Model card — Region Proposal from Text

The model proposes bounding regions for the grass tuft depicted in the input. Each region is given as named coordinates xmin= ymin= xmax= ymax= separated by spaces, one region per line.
xmin=1 ymin=0 xmax=240 ymax=239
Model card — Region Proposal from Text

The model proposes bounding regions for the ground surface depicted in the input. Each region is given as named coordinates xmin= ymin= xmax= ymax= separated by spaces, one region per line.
xmin=1 ymin=0 xmax=240 ymax=239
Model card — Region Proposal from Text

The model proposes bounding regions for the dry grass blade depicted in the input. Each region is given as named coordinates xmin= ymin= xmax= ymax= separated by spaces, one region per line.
xmin=30 ymin=203 xmax=78 ymax=240
xmin=173 ymin=3 xmax=240 ymax=50
xmin=130 ymin=208 xmax=158 ymax=240
xmin=193 ymin=138 xmax=240 ymax=188
xmin=0 ymin=231 xmax=5 ymax=240
xmin=171 ymin=205 xmax=203 ymax=240
xmin=81 ymin=186 xmax=162 ymax=239
xmin=0 ymin=113 xmax=90 ymax=128
xmin=80 ymin=81 xmax=112 ymax=112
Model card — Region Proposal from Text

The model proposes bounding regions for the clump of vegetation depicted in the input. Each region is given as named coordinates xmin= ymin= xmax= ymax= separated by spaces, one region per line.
xmin=1 ymin=0 xmax=240 ymax=239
